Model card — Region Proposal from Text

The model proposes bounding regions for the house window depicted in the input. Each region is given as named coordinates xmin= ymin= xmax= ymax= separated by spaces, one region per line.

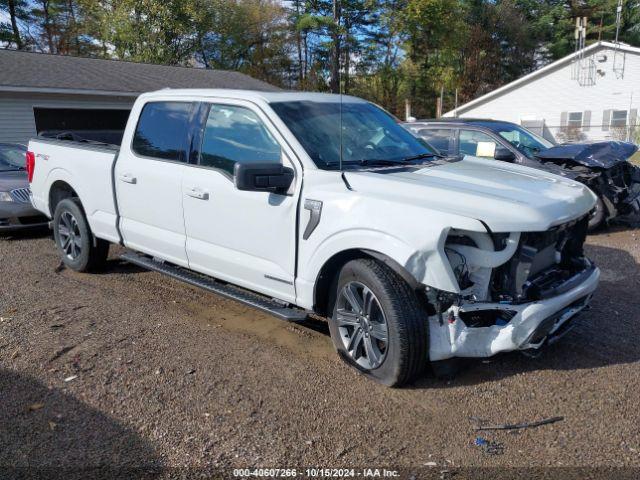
xmin=567 ymin=112 xmax=583 ymax=128
xmin=611 ymin=110 xmax=627 ymax=128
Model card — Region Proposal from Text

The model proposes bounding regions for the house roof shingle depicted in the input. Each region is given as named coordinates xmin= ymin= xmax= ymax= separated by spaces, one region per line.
xmin=0 ymin=49 xmax=280 ymax=95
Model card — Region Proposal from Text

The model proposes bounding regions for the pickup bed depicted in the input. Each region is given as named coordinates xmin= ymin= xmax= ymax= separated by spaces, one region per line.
xmin=28 ymin=89 xmax=600 ymax=386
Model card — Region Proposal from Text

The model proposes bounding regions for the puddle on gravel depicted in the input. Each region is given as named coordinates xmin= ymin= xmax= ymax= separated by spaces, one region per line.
xmin=182 ymin=299 xmax=334 ymax=361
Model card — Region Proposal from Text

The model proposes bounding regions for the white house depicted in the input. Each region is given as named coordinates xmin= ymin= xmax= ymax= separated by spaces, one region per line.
xmin=445 ymin=41 xmax=640 ymax=143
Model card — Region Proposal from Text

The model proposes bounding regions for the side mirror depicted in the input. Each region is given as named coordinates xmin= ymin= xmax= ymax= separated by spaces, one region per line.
xmin=234 ymin=162 xmax=294 ymax=194
xmin=494 ymin=146 xmax=516 ymax=162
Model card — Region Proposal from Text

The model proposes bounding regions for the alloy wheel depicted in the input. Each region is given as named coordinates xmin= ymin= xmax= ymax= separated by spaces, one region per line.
xmin=58 ymin=211 xmax=82 ymax=260
xmin=336 ymin=281 xmax=389 ymax=369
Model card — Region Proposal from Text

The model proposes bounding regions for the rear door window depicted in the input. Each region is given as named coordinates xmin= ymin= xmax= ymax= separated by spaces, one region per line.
xmin=416 ymin=128 xmax=453 ymax=154
xmin=132 ymin=102 xmax=193 ymax=161
xmin=459 ymin=129 xmax=499 ymax=158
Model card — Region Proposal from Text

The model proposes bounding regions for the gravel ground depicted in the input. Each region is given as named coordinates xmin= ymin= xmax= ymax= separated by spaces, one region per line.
xmin=1 ymin=227 xmax=639 ymax=479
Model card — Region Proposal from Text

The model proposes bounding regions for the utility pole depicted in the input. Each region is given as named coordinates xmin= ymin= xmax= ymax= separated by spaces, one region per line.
xmin=615 ymin=0 xmax=623 ymax=44
xmin=454 ymin=89 xmax=458 ymax=118
xmin=405 ymin=99 xmax=412 ymax=122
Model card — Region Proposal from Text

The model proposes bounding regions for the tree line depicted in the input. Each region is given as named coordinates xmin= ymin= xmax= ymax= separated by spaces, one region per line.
xmin=1 ymin=0 xmax=639 ymax=117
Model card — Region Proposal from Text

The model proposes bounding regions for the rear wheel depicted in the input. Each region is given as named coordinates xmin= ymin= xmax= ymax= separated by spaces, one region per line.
xmin=328 ymin=258 xmax=428 ymax=387
xmin=53 ymin=198 xmax=109 ymax=272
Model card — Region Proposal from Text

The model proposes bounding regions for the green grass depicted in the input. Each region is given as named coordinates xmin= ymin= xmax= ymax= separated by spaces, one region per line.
xmin=632 ymin=151 xmax=640 ymax=166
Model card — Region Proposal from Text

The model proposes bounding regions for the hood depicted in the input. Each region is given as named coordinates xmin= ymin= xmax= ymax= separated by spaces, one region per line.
xmin=343 ymin=157 xmax=597 ymax=232
xmin=0 ymin=170 xmax=28 ymax=191
xmin=535 ymin=141 xmax=638 ymax=169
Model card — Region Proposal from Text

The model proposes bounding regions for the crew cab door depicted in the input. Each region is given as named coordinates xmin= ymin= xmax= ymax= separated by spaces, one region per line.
xmin=115 ymin=101 xmax=194 ymax=267
xmin=182 ymin=101 xmax=299 ymax=302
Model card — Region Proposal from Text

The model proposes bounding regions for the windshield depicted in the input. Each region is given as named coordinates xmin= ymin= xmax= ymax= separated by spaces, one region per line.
xmin=0 ymin=144 xmax=27 ymax=171
xmin=270 ymin=100 xmax=436 ymax=170
xmin=492 ymin=125 xmax=554 ymax=159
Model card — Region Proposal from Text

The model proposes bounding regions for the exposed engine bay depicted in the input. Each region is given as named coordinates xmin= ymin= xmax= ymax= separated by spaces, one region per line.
xmin=426 ymin=215 xmax=600 ymax=360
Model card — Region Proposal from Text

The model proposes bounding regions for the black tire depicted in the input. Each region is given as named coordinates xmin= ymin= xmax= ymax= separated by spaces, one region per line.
xmin=327 ymin=258 xmax=428 ymax=387
xmin=588 ymin=196 xmax=606 ymax=231
xmin=52 ymin=198 xmax=109 ymax=272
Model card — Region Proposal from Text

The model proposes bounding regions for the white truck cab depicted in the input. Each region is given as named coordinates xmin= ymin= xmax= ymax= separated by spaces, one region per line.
xmin=28 ymin=89 xmax=600 ymax=386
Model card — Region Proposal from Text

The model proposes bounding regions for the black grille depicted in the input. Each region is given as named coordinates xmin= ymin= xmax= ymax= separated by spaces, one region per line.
xmin=10 ymin=187 xmax=31 ymax=203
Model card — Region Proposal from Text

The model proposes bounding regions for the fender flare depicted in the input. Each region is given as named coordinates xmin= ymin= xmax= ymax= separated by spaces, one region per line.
xmin=361 ymin=249 xmax=422 ymax=290
xmin=309 ymin=247 xmax=425 ymax=316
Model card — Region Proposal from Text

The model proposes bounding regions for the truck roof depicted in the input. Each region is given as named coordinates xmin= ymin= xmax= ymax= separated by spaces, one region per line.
xmin=139 ymin=88 xmax=368 ymax=104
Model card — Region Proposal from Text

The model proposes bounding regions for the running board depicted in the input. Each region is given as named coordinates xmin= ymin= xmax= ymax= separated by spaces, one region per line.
xmin=120 ymin=252 xmax=308 ymax=323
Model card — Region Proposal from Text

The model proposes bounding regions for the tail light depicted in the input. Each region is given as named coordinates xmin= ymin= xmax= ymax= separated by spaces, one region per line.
xmin=26 ymin=151 xmax=35 ymax=183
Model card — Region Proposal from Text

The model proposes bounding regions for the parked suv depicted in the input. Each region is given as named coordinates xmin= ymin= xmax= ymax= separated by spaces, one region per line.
xmin=28 ymin=90 xmax=599 ymax=386
xmin=405 ymin=119 xmax=640 ymax=230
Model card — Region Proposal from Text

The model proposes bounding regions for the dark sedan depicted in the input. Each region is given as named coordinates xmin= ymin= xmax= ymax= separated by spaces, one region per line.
xmin=405 ymin=119 xmax=640 ymax=230
xmin=0 ymin=143 xmax=49 ymax=232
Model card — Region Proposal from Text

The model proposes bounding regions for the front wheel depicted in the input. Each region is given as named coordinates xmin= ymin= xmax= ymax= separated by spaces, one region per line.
xmin=53 ymin=198 xmax=109 ymax=272
xmin=328 ymin=259 xmax=428 ymax=387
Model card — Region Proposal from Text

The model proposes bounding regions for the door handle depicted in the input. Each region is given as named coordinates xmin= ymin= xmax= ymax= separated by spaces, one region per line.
xmin=119 ymin=173 xmax=137 ymax=184
xmin=186 ymin=187 xmax=209 ymax=200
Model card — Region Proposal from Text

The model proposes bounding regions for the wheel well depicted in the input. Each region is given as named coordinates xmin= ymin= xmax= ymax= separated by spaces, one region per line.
xmin=313 ymin=249 xmax=421 ymax=317
xmin=49 ymin=181 xmax=79 ymax=217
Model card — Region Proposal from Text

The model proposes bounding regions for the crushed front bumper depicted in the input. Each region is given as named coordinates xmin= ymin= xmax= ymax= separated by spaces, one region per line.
xmin=428 ymin=265 xmax=600 ymax=361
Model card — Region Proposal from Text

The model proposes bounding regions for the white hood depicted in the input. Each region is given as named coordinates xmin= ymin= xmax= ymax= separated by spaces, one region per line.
xmin=344 ymin=156 xmax=597 ymax=232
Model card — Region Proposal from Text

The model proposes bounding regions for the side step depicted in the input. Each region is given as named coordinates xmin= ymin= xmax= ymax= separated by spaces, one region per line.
xmin=120 ymin=251 xmax=308 ymax=323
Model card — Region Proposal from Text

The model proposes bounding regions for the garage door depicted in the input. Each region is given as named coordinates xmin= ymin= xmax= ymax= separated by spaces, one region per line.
xmin=33 ymin=108 xmax=131 ymax=145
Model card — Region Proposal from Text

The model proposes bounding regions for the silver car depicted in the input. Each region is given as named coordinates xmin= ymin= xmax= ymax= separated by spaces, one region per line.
xmin=0 ymin=143 xmax=49 ymax=232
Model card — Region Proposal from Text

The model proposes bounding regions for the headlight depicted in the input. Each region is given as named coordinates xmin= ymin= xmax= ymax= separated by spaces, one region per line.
xmin=0 ymin=191 xmax=13 ymax=202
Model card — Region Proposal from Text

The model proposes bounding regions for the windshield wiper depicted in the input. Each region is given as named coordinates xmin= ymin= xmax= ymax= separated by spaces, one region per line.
xmin=347 ymin=154 xmax=440 ymax=166
xmin=324 ymin=153 xmax=441 ymax=170
xmin=350 ymin=159 xmax=406 ymax=166
xmin=400 ymin=152 xmax=442 ymax=162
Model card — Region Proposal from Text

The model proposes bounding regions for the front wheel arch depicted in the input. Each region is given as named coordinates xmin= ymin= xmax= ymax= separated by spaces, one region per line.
xmin=312 ymin=248 xmax=422 ymax=317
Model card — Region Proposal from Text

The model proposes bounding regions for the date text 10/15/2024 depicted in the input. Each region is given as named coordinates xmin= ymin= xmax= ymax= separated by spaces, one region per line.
xmin=233 ymin=468 xmax=401 ymax=478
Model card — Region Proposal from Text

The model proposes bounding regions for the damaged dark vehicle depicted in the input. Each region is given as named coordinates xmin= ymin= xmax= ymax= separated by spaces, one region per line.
xmin=404 ymin=119 xmax=640 ymax=230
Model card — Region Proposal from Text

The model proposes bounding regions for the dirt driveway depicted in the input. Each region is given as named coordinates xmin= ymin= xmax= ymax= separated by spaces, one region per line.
xmin=1 ymin=228 xmax=639 ymax=479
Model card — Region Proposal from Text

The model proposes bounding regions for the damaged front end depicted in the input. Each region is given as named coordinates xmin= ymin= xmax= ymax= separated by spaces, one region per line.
xmin=534 ymin=142 xmax=640 ymax=224
xmin=582 ymin=161 xmax=640 ymax=221
xmin=427 ymin=216 xmax=600 ymax=361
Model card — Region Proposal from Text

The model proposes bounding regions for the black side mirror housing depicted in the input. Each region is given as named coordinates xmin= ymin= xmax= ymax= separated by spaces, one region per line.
xmin=234 ymin=162 xmax=294 ymax=194
xmin=494 ymin=146 xmax=516 ymax=162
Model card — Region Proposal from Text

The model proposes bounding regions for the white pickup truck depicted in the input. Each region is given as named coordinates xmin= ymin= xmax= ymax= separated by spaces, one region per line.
xmin=28 ymin=89 xmax=600 ymax=386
